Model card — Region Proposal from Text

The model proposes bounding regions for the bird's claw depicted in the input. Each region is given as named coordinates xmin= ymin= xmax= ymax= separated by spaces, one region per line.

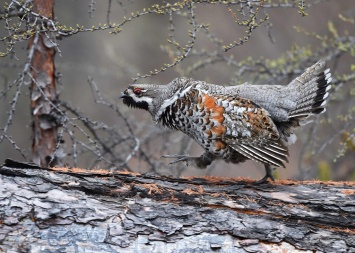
xmin=162 ymin=154 xmax=191 ymax=166
xmin=253 ymin=165 xmax=275 ymax=184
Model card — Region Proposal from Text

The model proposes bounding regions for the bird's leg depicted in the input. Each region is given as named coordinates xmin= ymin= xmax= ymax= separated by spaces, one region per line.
xmin=161 ymin=154 xmax=193 ymax=166
xmin=254 ymin=164 xmax=276 ymax=184
xmin=162 ymin=152 xmax=214 ymax=169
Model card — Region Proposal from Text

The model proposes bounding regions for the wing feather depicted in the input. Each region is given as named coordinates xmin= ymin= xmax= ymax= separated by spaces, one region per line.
xmin=229 ymin=141 xmax=288 ymax=167
xmin=219 ymin=96 xmax=289 ymax=167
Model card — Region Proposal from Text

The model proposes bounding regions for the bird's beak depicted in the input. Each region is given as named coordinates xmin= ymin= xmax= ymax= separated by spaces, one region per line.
xmin=119 ymin=90 xmax=129 ymax=99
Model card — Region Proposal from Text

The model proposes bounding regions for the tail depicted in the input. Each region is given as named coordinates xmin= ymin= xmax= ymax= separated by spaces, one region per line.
xmin=288 ymin=60 xmax=332 ymax=118
xmin=276 ymin=60 xmax=332 ymax=143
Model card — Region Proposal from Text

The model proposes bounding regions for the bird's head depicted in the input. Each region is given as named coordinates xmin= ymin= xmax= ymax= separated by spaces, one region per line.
xmin=120 ymin=84 xmax=154 ymax=112
xmin=120 ymin=78 xmax=191 ymax=120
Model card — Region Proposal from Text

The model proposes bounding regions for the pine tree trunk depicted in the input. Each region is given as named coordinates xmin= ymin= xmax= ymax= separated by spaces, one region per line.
xmin=29 ymin=0 xmax=58 ymax=167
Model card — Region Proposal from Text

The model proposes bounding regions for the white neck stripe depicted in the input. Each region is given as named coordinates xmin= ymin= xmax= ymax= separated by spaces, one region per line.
xmin=155 ymin=85 xmax=192 ymax=120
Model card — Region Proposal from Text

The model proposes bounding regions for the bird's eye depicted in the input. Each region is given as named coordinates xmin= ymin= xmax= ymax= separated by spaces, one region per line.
xmin=133 ymin=87 xmax=143 ymax=96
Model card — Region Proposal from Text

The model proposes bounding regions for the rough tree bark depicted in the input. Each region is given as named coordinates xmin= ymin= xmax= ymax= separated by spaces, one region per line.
xmin=29 ymin=0 xmax=59 ymax=167
xmin=0 ymin=159 xmax=354 ymax=253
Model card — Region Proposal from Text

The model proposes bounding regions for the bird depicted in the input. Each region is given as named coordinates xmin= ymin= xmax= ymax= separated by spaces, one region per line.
xmin=120 ymin=60 xmax=332 ymax=183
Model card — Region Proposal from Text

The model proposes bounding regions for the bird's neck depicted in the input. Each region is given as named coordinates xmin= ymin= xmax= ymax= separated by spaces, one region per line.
xmin=154 ymin=81 xmax=193 ymax=121
xmin=157 ymin=102 xmax=179 ymax=130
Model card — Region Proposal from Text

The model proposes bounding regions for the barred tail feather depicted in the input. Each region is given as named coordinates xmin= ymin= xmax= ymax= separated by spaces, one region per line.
xmin=276 ymin=60 xmax=332 ymax=143
xmin=288 ymin=60 xmax=332 ymax=119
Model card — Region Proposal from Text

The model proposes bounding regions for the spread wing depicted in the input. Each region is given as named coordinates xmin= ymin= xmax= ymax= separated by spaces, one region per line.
xmin=216 ymin=95 xmax=289 ymax=167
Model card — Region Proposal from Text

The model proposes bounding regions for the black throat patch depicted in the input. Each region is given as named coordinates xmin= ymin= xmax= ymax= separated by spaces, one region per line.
xmin=122 ymin=96 xmax=149 ymax=111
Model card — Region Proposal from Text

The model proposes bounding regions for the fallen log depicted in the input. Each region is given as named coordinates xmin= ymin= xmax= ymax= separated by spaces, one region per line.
xmin=0 ymin=159 xmax=354 ymax=252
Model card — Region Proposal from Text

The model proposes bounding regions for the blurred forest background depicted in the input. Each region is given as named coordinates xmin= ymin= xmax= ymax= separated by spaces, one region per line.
xmin=0 ymin=0 xmax=354 ymax=181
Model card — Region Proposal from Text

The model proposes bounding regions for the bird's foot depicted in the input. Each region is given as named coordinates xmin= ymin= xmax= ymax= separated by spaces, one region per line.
xmin=253 ymin=165 xmax=275 ymax=184
xmin=162 ymin=154 xmax=196 ymax=166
